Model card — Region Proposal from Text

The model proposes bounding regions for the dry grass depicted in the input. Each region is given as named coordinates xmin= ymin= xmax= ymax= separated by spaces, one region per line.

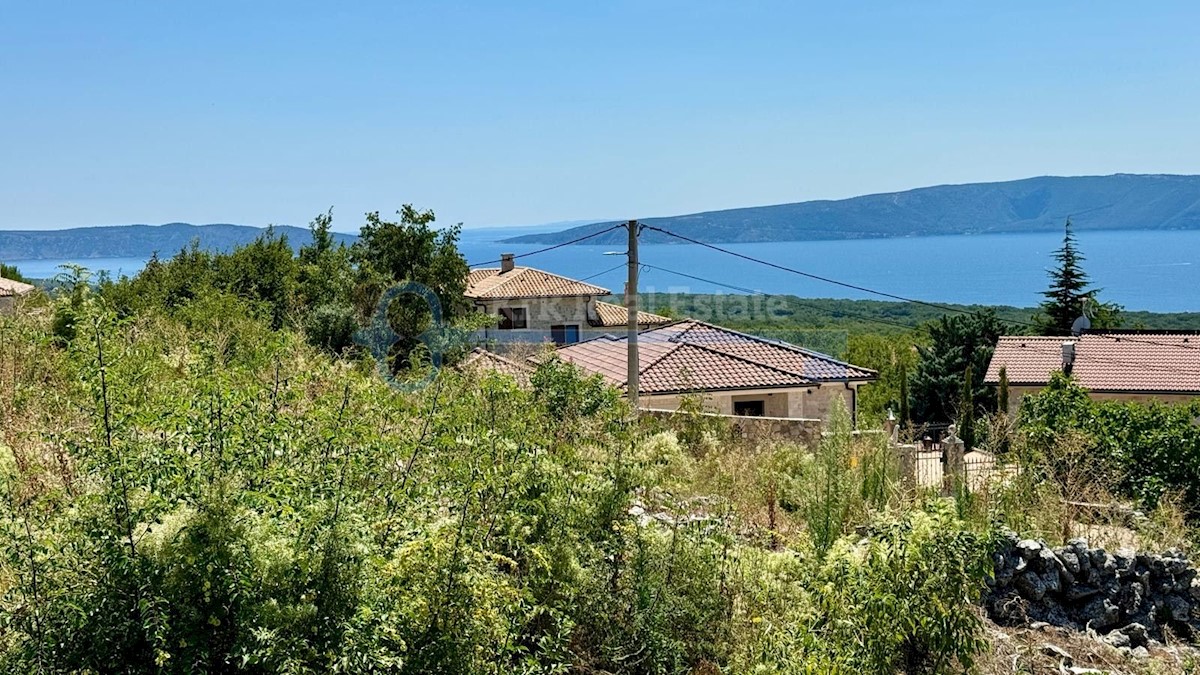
xmin=979 ymin=619 xmax=1200 ymax=674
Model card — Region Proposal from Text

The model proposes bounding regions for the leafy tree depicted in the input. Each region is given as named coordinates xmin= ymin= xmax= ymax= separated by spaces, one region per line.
xmin=296 ymin=210 xmax=357 ymax=352
xmin=218 ymin=227 xmax=300 ymax=329
xmin=351 ymin=206 xmax=471 ymax=368
xmin=1034 ymin=219 xmax=1122 ymax=335
xmin=846 ymin=333 xmax=920 ymax=425
xmin=0 ymin=262 xmax=29 ymax=282
xmin=910 ymin=310 xmax=1006 ymax=424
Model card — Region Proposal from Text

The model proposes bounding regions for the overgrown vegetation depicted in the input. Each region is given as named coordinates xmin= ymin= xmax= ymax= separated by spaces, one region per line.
xmin=0 ymin=290 xmax=999 ymax=673
xmin=1020 ymin=373 xmax=1200 ymax=516
xmin=5 ymin=207 xmax=1200 ymax=672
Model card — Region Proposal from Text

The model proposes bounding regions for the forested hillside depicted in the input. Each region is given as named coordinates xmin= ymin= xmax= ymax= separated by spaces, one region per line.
xmin=507 ymin=174 xmax=1200 ymax=245
xmin=0 ymin=222 xmax=356 ymax=260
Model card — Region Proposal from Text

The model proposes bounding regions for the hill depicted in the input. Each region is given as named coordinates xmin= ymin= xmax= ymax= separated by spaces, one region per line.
xmin=0 ymin=222 xmax=357 ymax=260
xmin=505 ymin=174 xmax=1200 ymax=245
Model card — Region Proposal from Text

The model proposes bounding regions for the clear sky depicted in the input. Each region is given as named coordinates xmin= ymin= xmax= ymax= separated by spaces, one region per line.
xmin=3 ymin=1 xmax=1199 ymax=232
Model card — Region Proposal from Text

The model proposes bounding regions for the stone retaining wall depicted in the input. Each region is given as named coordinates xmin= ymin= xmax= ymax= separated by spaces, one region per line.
xmin=987 ymin=530 xmax=1199 ymax=650
xmin=638 ymin=408 xmax=823 ymax=446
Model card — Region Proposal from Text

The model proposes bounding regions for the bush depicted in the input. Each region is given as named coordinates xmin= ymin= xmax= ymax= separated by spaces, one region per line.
xmin=730 ymin=503 xmax=992 ymax=674
xmin=1020 ymin=373 xmax=1200 ymax=513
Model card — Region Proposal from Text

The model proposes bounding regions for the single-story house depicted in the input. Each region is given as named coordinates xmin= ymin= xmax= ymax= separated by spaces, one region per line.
xmin=984 ymin=332 xmax=1200 ymax=414
xmin=0 ymin=276 xmax=35 ymax=313
xmin=552 ymin=319 xmax=877 ymax=425
xmin=465 ymin=254 xmax=670 ymax=345
xmin=457 ymin=347 xmax=534 ymax=386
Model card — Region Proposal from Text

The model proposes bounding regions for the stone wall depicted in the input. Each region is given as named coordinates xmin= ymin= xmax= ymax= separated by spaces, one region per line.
xmin=987 ymin=531 xmax=1199 ymax=651
xmin=638 ymin=408 xmax=823 ymax=446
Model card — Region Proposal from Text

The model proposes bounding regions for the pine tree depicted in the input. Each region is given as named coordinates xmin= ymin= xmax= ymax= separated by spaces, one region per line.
xmin=1034 ymin=219 xmax=1122 ymax=335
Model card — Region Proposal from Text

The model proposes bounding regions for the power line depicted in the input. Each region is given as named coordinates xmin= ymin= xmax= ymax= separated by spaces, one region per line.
xmin=578 ymin=262 xmax=627 ymax=283
xmin=642 ymin=259 xmax=1200 ymax=375
xmin=467 ymin=223 xmax=624 ymax=268
xmin=641 ymin=224 xmax=1200 ymax=354
xmin=641 ymin=224 xmax=967 ymax=313
xmin=648 ymin=260 xmax=916 ymax=331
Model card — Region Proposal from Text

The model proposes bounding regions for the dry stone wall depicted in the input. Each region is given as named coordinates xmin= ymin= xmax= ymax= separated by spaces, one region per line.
xmin=987 ymin=530 xmax=1199 ymax=652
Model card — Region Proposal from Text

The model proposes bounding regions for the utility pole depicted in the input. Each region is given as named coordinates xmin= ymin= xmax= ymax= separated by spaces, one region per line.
xmin=626 ymin=220 xmax=639 ymax=406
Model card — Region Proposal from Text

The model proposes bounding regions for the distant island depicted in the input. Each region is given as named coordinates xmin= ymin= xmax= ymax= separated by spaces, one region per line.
xmin=504 ymin=174 xmax=1200 ymax=245
xmin=0 ymin=222 xmax=356 ymax=261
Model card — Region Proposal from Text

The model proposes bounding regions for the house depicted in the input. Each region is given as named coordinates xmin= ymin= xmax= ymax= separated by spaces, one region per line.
xmin=465 ymin=254 xmax=670 ymax=345
xmin=457 ymin=347 xmax=534 ymax=386
xmin=552 ymin=319 xmax=877 ymax=424
xmin=0 ymin=276 xmax=35 ymax=313
xmin=984 ymin=332 xmax=1200 ymax=414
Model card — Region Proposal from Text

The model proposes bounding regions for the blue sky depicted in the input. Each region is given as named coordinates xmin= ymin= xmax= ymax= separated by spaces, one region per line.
xmin=3 ymin=1 xmax=1198 ymax=232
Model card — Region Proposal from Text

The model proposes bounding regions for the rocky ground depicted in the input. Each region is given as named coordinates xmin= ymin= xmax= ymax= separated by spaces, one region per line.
xmin=981 ymin=531 xmax=1200 ymax=674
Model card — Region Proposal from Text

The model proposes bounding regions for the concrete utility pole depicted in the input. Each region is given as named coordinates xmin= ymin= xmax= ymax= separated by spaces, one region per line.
xmin=626 ymin=220 xmax=639 ymax=405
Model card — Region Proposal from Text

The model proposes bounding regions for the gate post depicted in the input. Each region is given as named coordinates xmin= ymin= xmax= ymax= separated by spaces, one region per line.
xmin=941 ymin=425 xmax=966 ymax=495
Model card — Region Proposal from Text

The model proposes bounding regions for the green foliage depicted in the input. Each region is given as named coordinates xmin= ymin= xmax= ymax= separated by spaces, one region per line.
xmin=730 ymin=503 xmax=992 ymax=674
xmin=780 ymin=400 xmax=899 ymax=558
xmin=351 ymin=206 xmax=471 ymax=370
xmin=0 ymin=296 xmax=1000 ymax=673
xmin=997 ymin=366 xmax=1010 ymax=413
xmin=1020 ymin=373 xmax=1200 ymax=513
xmin=1033 ymin=219 xmax=1123 ymax=335
xmin=910 ymin=310 xmax=1006 ymax=424
xmin=0 ymin=262 xmax=29 ymax=282
xmin=50 ymin=264 xmax=94 ymax=344
xmin=959 ymin=366 xmax=976 ymax=451
xmin=846 ymin=332 xmax=921 ymax=426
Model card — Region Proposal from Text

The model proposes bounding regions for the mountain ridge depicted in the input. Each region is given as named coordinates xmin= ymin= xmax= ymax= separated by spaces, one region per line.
xmin=503 ymin=174 xmax=1200 ymax=246
xmin=0 ymin=222 xmax=357 ymax=260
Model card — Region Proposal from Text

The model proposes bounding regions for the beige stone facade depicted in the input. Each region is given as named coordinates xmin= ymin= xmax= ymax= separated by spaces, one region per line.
xmin=1006 ymin=385 xmax=1198 ymax=415
xmin=637 ymin=381 xmax=864 ymax=426
xmin=472 ymin=295 xmax=599 ymax=344
xmin=640 ymin=407 xmax=824 ymax=446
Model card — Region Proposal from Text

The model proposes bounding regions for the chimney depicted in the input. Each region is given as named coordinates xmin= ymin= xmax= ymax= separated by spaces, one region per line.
xmin=500 ymin=253 xmax=515 ymax=273
xmin=1061 ymin=340 xmax=1076 ymax=375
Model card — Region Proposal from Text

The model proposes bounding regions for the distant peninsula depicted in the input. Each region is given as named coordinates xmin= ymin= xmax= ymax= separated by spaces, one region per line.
xmin=504 ymin=174 xmax=1200 ymax=246
xmin=0 ymin=223 xmax=356 ymax=261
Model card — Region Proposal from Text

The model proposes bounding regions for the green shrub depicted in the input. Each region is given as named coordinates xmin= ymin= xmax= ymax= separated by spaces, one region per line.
xmin=730 ymin=502 xmax=992 ymax=674
xmin=1021 ymin=373 xmax=1200 ymax=513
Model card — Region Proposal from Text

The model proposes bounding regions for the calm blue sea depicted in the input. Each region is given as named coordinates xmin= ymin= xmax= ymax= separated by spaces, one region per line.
xmin=10 ymin=229 xmax=1200 ymax=313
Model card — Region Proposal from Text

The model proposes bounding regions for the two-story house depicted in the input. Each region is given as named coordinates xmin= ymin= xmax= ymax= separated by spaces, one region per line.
xmin=466 ymin=254 xmax=670 ymax=345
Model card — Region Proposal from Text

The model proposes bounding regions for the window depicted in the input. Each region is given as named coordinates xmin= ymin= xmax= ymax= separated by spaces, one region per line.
xmin=733 ymin=400 xmax=765 ymax=417
xmin=551 ymin=324 xmax=580 ymax=345
xmin=498 ymin=307 xmax=527 ymax=330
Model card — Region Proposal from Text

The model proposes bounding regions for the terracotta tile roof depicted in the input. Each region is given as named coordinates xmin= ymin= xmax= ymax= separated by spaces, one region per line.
xmin=552 ymin=319 xmax=877 ymax=395
xmin=592 ymin=301 xmax=672 ymax=327
xmin=465 ymin=267 xmax=609 ymax=299
xmin=0 ymin=277 xmax=35 ymax=297
xmin=984 ymin=333 xmax=1200 ymax=394
xmin=458 ymin=348 xmax=533 ymax=384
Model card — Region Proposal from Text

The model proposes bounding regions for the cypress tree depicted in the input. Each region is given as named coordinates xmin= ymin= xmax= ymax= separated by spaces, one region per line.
xmin=959 ymin=366 xmax=975 ymax=451
xmin=898 ymin=361 xmax=910 ymax=427
xmin=997 ymin=366 xmax=1010 ymax=414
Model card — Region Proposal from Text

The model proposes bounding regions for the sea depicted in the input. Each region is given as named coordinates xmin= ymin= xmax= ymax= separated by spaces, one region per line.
xmin=9 ymin=228 xmax=1200 ymax=313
